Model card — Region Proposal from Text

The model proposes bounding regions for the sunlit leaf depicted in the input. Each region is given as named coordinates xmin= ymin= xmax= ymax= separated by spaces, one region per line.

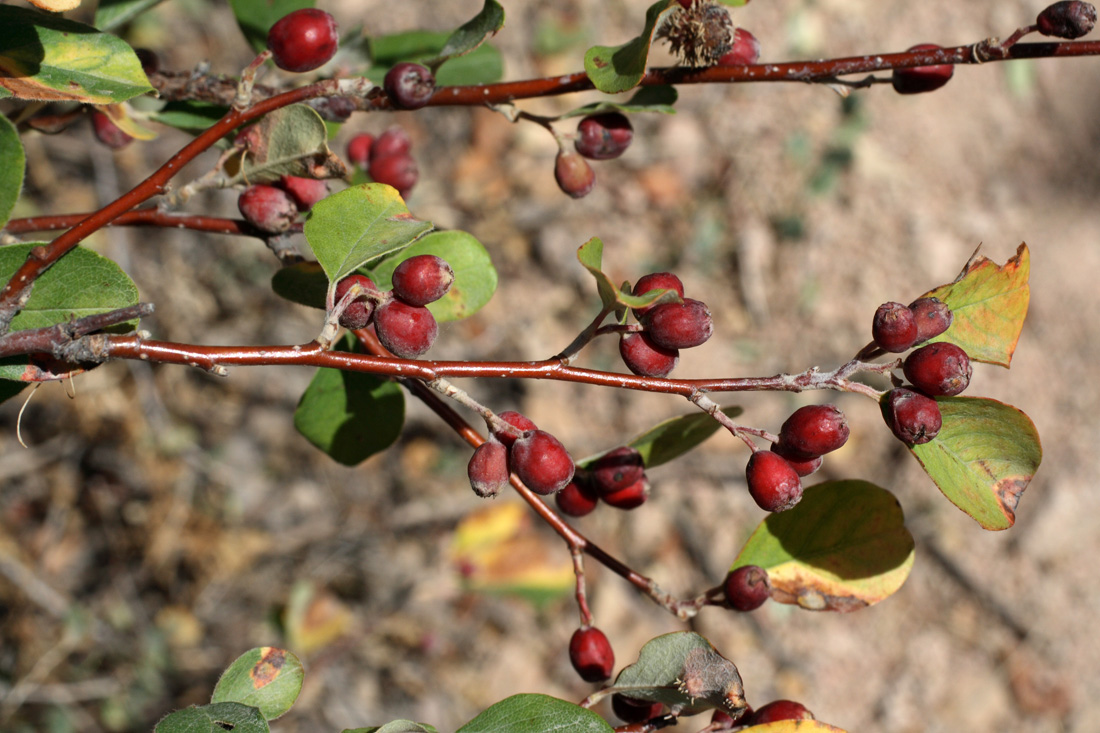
xmin=583 ymin=1 xmax=671 ymax=94
xmin=457 ymin=694 xmax=613 ymax=733
xmin=211 ymin=647 xmax=303 ymax=721
xmin=576 ymin=237 xmax=681 ymax=313
xmin=154 ymin=703 xmax=268 ymax=733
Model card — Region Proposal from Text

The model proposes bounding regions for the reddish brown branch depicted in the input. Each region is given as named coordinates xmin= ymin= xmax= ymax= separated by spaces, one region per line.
xmin=2 ymin=210 xmax=298 ymax=238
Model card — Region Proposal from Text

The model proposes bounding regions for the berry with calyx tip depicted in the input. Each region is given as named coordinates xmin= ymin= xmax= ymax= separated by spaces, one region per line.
xmin=882 ymin=387 xmax=942 ymax=444
xmin=555 ymin=479 xmax=599 ymax=517
xmin=238 ymin=184 xmax=298 ymax=233
xmin=909 ymin=296 xmax=953 ymax=344
xmin=718 ymin=27 xmax=761 ymax=66
xmin=371 ymin=127 xmax=411 ymax=161
xmin=555 ymin=150 xmax=596 ymax=198
xmin=369 ymin=154 xmax=418 ymax=197
xmin=267 ymin=8 xmax=339 ymax=73
xmin=631 ymin=272 xmax=685 ymax=318
xmin=601 ymin=477 xmax=649 ymax=510
xmin=91 ymin=110 xmax=133 ymax=149
xmin=492 ymin=411 xmax=538 ymax=447
xmin=746 ymin=700 xmax=815 ymax=725
xmin=334 ymin=274 xmax=378 ymax=330
xmin=644 ymin=298 xmax=713 ymax=350
xmin=384 ymin=62 xmax=436 ymax=110
xmin=374 ymin=298 xmax=438 ymax=358
xmin=569 ymin=626 xmax=614 ymax=682
xmin=892 ymin=44 xmax=954 ymax=95
xmin=777 ymin=404 xmax=850 ymax=460
xmin=467 ymin=441 xmax=510 ymax=498
xmin=872 ymin=301 xmax=918 ymax=353
xmin=612 ymin=694 xmax=664 ymax=724
xmin=772 ymin=442 xmax=823 ymax=477
xmin=347 ymin=133 xmax=374 ymax=168
xmin=904 ymin=342 xmax=972 ymax=396
xmin=746 ymin=450 xmax=803 ymax=512
xmin=723 ymin=565 xmax=770 ymax=612
xmin=1037 ymin=1 xmax=1097 ymax=38
xmin=574 ymin=112 xmax=634 ymax=160
xmin=591 ymin=446 xmax=645 ymax=495
xmin=510 ymin=429 xmax=575 ymax=495
xmin=279 ymin=175 xmax=329 ymax=211
xmin=619 ymin=332 xmax=680 ymax=378
xmin=392 ymin=255 xmax=454 ymax=307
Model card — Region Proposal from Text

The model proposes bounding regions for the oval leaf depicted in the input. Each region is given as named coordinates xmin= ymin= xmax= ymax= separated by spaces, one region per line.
xmin=155 ymin=703 xmax=269 ymax=733
xmin=579 ymin=406 xmax=742 ymax=469
xmin=305 ymin=183 xmax=433 ymax=285
xmin=560 ymin=85 xmax=678 ymax=118
xmin=456 ymin=693 xmax=613 ymax=733
xmin=344 ymin=723 xmax=438 ymax=733
xmin=226 ymin=104 xmax=344 ymax=185
xmin=735 ymin=481 xmax=915 ymax=611
xmin=430 ymin=0 xmax=505 ymax=67
xmin=369 ymin=230 xmax=497 ymax=322
xmin=0 ymin=6 xmax=153 ymax=104
xmin=921 ymin=243 xmax=1029 ymax=367
xmin=583 ymin=1 xmax=671 ymax=94
xmin=0 ymin=113 xmax=24 ymax=229
xmin=908 ymin=397 xmax=1041 ymax=530
xmin=211 ymin=647 xmax=303 ymax=722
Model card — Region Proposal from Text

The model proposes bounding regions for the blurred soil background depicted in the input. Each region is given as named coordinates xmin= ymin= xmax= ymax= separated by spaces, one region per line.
xmin=2 ymin=1 xmax=1099 ymax=731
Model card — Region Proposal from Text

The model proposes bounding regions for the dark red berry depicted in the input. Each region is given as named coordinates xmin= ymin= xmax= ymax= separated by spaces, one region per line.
xmin=723 ymin=565 xmax=770 ymax=612
xmin=1037 ymin=1 xmax=1097 ymax=38
xmin=279 ymin=175 xmax=329 ymax=211
xmin=717 ymin=28 xmax=760 ymax=66
xmin=555 ymin=151 xmax=596 ymax=198
xmin=601 ymin=477 xmax=649 ymax=510
xmin=882 ymin=387 xmax=942 ymax=444
xmin=383 ymin=62 xmax=436 ymax=110
xmin=468 ymin=441 xmax=510 ymax=498
xmin=710 ymin=708 xmax=747 ymax=730
xmin=909 ymin=296 xmax=953 ymax=344
xmin=371 ymin=127 xmax=412 ymax=162
xmin=267 ymin=8 xmax=339 ymax=73
xmin=772 ymin=442 xmax=824 ymax=477
xmin=369 ymin=154 xmax=418 ymax=197
xmin=644 ymin=298 xmax=713 ymax=350
xmin=590 ymin=446 xmax=645 ymax=495
xmin=612 ymin=694 xmax=664 ymax=724
xmin=374 ymin=298 xmax=438 ymax=358
xmin=631 ymin=272 xmax=685 ymax=318
xmin=238 ymin=184 xmax=298 ymax=233
xmin=746 ymin=450 xmax=802 ymax=512
xmin=903 ymin=342 xmax=972 ymax=396
xmin=491 ymin=411 xmax=538 ymax=447
xmin=509 ymin=430 xmax=575 ymax=495
xmin=347 ymin=133 xmax=374 ymax=168
xmin=555 ymin=479 xmax=599 ymax=517
xmin=569 ymin=626 xmax=614 ymax=682
xmin=872 ymin=302 xmax=918 ymax=353
xmin=619 ymin=332 xmax=679 ymax=378
xmin=892 ymin=44 xmax=954 ymax=95
xmin=746 ymin=700 xmax=814 ymax=725
xmin=777 ymin=404 xmax=850 ymax=460
xmin=391 ymin=255 xmax=454 ymax=307
xmin=574 ymin=113 xmax=634 ymax=160
xmin=91 ymin=110 xmax=133 ymax=149
xmin=334 ymin=274 xmax=378 ymax=330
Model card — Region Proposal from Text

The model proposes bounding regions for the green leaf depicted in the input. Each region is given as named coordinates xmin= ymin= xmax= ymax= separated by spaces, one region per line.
xmin=343 ymin=722 xmax=438 ymax=733
xmin=271 ymin=261 xmax=329 ymax=310
xmin=909 ymin=397 xmax=1041 ymax=530
xmin=0 ymin=6 xmax=153 ymax=104
xmin=612 ymin=632 xmax=747 ymax=717
xmin=734 ymin=481 xmax=915 ymax=611
xmin=717 ymin=0 xmax=751 ymax=6
xmin=305 ymin=183 xmax=433 ymax=285
xmin=95 ymin=0 xmax=168 ymax=32
xmin=436 ymin=44 xmax=504 ymax=86
xmin=457 ymin=694 xmax=613 ymax=733
xmin=369 ymin=231 xmax=497 ymax=322
xmin=294 ymin=334 xmax=405 ymax=466
xmin=579 ymin=407 xmax=742 ymax=469
xmin=230 ymin=0 xmax=314 ymax=53
xmin=149 ymin=101 xmax=228 ymax=134
xmin=921 ymin=244 xmax=1030 ymax=367
xmin=583 ymin=1 xmax=671 ymax=94
xmin=367 ymin=30 xmax=503 ymax=86
xmin=226 ymin=104 xmax=344 ymax=186
xmin=154 ymin=703 xmax=268 ymax=733
xmin=211 ymin=647 xmax=303 ymax=722
xmin=0 ymin=113 xmax=24 ymax=230
xmin=560 ymin=85 xmax=678 ymax=118
xmin=430 ymin=0 xmax=505 ymax=67
xmin=576 ymin=237 xmax=681 ymax=313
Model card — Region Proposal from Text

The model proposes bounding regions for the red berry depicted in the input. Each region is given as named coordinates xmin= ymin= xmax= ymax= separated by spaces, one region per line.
xmin=631 ymin=272 xmax=685 ymax=318
xmin=892 ymin=44 xmax=954 ymax=95
xmin=467 ymin=441 xmax=510 ymax=498
xmin=569 ymin=626 xmax=614 ymax=682
xmin=772 ymin=442 xmax=823 ymax=477
xmin=334 ymin=274 xmax=378 ymax=330
xmin=612 ymin=694 xmax=664 ymax=724
xmin=90 ymin=110 xmax=133 ymax=149
xmin=491 ymin=411 xmax=538 ymax=447
xmin=238 ymin=184 xmax=298 ymax=233
xmin=374 ymin=298 xmax=438 ymax=358
xmin=590 ymin=446 xmax=645 ymax=495
xmin=554 ymin=151 xmax=595 ymax=198
xmin=619 ymin=332 xmax=679 ymax=378
xmin=347 ymin=133 xmax=374 ymax=168
xmin=509 ymin=430 xmax=575 ymax=495
xmin=392 ymin=255 xmax=454 ymax=307
xmin=369 ymin=154 xmax=418 ymax=197
xmin=1037 ymin=1 xmax=1097 ymax=39
xmin=371 ymin=127 xmax=412 ymax=162
xmin=872 ymin=301 xmax=918 ymax=353
xmin=746 ymin=450 xmax=803 ymax=512
xmin=723 ymin=565 xmax=770 ymax=612
xmin=777 ymin=404 xmax=850 ymax=460
xmin=383 ymin=62 xmax=436 ymax=110
xmin=555 ymin=479 xmax=600 ymax=517
xmin=710 ymin=708 xmax=747 ymax=730
xmin=601 ymin=477 xmax=649 ymax=510
xmin=267 ymin=9 xmax=339 ymax=73
xmin=644 ymin=298 xmax=713 ymax=350
xmin=908 ymin=296 xmax=952 ymax=344
xmin=903 ymin=342 xmax=972 ymax=396
xmin=746 ymin=700 xmax=814 ymax=725
xmin=574 ymin=113 xmax=634 ymax=160
xmin=882 ymin=387 xmax=942 ymax=444
xmin=718 ymin=28 xmax=760 ymax=66
xmin=279 ymin=175 xmax=329 ymax=211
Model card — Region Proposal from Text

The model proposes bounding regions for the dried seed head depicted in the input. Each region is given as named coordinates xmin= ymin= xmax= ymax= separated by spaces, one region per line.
xmin=656 ymin=0 xmax=735 ymax=67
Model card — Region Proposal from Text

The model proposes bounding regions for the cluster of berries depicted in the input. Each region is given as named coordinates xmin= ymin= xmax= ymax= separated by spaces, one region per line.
xmin=555 ymin=446 xmax=649 ymax=517
xmin=347 ymin=128 xmax=419 ymax=199
xmin=333 ymin=255 xmax=453 ymax=358
xmin=467 ymin=411 xmax=576 ymax=498
xmin=555 ymin=112 xmax=634 ymax=199
xmin=237 ymin=175 xmax=330 ymax=233
xmin=619 ymin=272 xmax=714 ymax=378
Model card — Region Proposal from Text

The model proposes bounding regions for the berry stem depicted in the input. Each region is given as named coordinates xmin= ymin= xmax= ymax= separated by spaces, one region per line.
xmin=689 ymin=391 xmax=773 ymax=451
xmin=571 ymin=548 xmax=594 ymax=628
xmin=234 ymin=51 xmax=273 ymax=110
xmin=552 ymin=306 xmax=614 ymax=364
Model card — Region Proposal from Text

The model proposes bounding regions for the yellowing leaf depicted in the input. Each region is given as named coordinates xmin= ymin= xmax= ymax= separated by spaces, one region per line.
xmin=28 ymin=0 xmax=81 ymax=12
